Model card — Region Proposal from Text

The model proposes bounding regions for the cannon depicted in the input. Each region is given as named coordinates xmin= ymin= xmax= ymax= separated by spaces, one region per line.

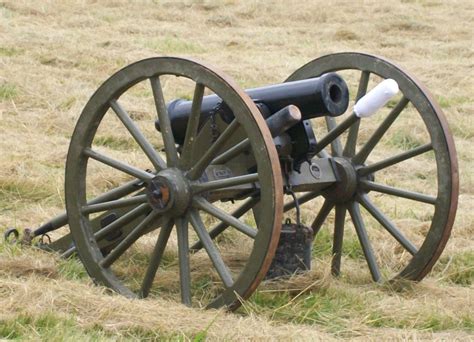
xmin=5 ymin=52 xmax=458 ymax=310
xmin=159 ymin=72 xmax=349 ymax=144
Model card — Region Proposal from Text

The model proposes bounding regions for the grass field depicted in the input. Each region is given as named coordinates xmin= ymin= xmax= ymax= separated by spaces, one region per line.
xmin=1 ymin=1 xmax=473 ymax=340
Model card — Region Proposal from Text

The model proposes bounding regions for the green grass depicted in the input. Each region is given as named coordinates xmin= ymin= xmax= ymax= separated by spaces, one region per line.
xmin=0 ymin=178 xmax=55 ymax=205
xmin=94 ymin=135 xmax=138 ymax=151
xmin=0 ymin=46 xmax=23 ymax=56
xmin=0 ymin=83 xmax=17 ymax=100
xmin=312 ymin=228 xmax=364 ymax=260
xmin=0 ymin=313 xmax=189 ymax=341
xmin=364 ymin=310 xmax=466 ymax=331
xmin=311 ymin=228 xmax=333 ymax=258
xmin=0 ymin=5 xmax=14 ymax=19
xmin=387 ymin=130 xmax=423 ymax=150
xmin=174 ymin=92 xmax=193 ymax=101
xmin=58 ymin=96 xmax=77 ymax=110
xmin=57 ymin=256 xmax=88 ymax=281
xmin=0 ymin=313 xmax=102 ymax=340
xmin=0 ymin=240 xmax=23 ymax=256
xmin=435 ymin=251 xmax=474 ymax=286
xmin=245 ymin=284 xmax=473 ymax=334
xmin=294 ymin=290 xmax=362 ymax=325
xmin=402 ymin=206 xmax=434 ymax=222
xmin=386 ymin=98 xmax=400 ymax=109
xmin=243 ymin=287 xmax=364 ymax=334
xmin=116 ymin=326 xmax=187 ymax=341
xmin=342 ymin=235 xmax=365 ymax=260
xmin=143 ymin=37 xmax=205 ymax=54
xmin=436 ymin=95 xmax=470 ymax=109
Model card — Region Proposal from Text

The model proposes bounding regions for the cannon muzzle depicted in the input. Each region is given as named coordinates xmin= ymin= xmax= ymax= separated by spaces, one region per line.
xmin=158 ymin=72 xmax=349 ymax=144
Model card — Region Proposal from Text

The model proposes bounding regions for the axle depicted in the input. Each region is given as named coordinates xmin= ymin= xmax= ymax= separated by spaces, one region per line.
xmin=157 ymin=73 xmax=349 ymax=144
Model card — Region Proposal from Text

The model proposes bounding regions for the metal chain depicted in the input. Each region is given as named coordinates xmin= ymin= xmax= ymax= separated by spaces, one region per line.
xmin=209 ymin=102 xmax=221 ymax=142
xmin=282 ymin=159 xmax=301 ymax=226
xmin=286 ymin=188 xmax=301 ymax=227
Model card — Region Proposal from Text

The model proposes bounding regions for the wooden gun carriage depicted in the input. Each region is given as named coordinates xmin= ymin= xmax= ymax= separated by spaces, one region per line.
xmin=6 ymin=52 xmax=458 ymax=310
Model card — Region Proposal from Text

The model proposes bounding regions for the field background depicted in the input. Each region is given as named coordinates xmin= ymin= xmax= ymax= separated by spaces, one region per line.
xmin=0 ymin=0 xmax=473 ymax=340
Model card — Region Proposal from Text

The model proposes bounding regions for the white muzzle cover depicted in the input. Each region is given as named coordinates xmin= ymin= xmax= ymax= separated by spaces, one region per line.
xmin=354 ymin=79 xmax=399 ymax=118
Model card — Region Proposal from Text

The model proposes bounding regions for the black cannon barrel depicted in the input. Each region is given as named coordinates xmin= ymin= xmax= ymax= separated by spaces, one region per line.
xmin=159 ymin=72 xmax=349 ymax=144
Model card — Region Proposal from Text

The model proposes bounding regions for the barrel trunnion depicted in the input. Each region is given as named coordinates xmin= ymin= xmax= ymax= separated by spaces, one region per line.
xmin=5 ymin=53 xmax=458 ymax=311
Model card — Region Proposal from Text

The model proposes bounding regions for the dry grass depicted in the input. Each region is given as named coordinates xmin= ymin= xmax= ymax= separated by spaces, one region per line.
xmin=1 ymin=246 xmax=472 ymax=341
xmin=1 ymin=0 xmax=473 ymax=340
xmin=0 ymin=247 xmax=335 ymax=341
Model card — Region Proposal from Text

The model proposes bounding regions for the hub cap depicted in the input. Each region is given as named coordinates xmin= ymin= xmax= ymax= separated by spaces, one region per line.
xmin=146 ymin=169 xmax=191 ymax=216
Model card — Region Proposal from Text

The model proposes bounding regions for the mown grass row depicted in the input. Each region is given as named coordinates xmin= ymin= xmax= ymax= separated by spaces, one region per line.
xmin=0 ymin=313 xmax=207 ymax=341
xmin=2 ymin=239 xmax=472 ymax=340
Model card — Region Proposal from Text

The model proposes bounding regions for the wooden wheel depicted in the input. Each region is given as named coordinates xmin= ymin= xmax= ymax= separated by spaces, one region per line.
xmin=285 ymin=52 xmax=458 ymax=282
xmin=65 ymin=57 xmax=283 ymax=309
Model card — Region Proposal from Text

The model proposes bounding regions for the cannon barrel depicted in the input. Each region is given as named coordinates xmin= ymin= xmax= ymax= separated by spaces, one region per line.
xmin=159 ymin=72 xmax=349 ymax=144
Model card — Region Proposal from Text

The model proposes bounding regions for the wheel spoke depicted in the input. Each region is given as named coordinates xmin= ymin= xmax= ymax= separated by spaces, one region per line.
xmin=180 ymin=83 xmax=205 ymax=169
xmin=61 ymin=203 xmax=151 ymax=258
xmin=358 ymin=143 xmax=433 ymax=176
xmin=311 ymin=200 xmax=334 ymax=236
xmin=343 ymin=71 xmax=370 ymax=157
xmin=88 ymin=178 xmax=145 ymax=205
xmin=212 ymin=139 xmax=250 ymax=165
xmin=189 ymin=210 xmax=234 ymax=288
xmin=360 ymin=180 xmax=437 ymax=205
xmin=317 ymin=149 xmax=331 ymax=159
xmin=284 ymin=191 xmax=321 ymax=212
xmin=348 ymin=201 xmax=381 ymax=282
xmin=41 ymin=179 xmax=146 ymax=237
xmin=81 ymin=195 xmax=148 ymax=214
xmin=100 ymin=211 xmax=161 ymax=268
xmin=352 ymin=96 xmax=409 ymax=164
xmin=356 ymin=70 xmax=371 ymax=99
xmin=150 ymin=76 xmax=179 ymax=167
xmin=192 ymin=173 xmax=258 ymax=194
xmin=140 ymin=218 xmax=174 ymax=298
xmin=357 ymin=194 xmax=418 ymax=255
xmin=343 ymin=120 xmax=360 ymax=158
xmin=192 ymin=197 xmax=257 ymax=238
xmin=110 ymin=99 xmax=166 ymax=171
xmin=95 ymin=203 xmax=151 ymax=241
xmin=175 ymin=216 xmax=192 ymax=306
xmin=84 ymin=148 xmax=154 ymax=181
xmin=325 ymin=117 xmax=343 ymax=156
xmin=315 ymin=114 xmax=359 ymax=155
xmin=331 ymin=204 xmax=346 ymax=276
xmin=187 ymin=119 xmax=240 ymax=180
xmin=190 ymin=196 xmax=259 ymax=252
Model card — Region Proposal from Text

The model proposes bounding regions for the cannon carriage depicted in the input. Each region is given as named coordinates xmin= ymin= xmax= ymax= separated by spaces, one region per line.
xmin=6 ymin=52 xmax=458 ymax=310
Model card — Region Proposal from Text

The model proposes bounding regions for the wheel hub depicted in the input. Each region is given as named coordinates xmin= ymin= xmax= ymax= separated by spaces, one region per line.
xmin=323 ymin=157 xmax=358 ymax=203
xmin=146 ymin=169 xmax=191 ymax=216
